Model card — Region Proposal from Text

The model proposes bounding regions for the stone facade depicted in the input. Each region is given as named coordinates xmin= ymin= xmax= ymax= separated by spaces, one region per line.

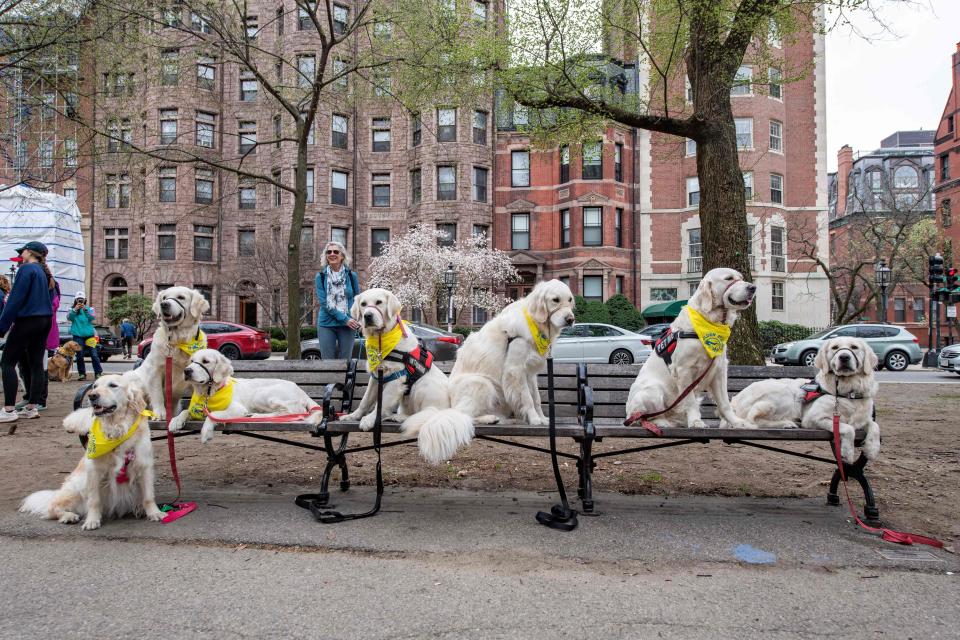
xmin=935 ymin=43 xmax=960 ymax=264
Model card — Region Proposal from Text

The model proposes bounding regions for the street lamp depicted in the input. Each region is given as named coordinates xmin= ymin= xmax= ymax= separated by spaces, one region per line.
xmin=875 ymin=258 xmax=892 ymax=323
xmin=444 ymin=263 xmax=458 ymax=332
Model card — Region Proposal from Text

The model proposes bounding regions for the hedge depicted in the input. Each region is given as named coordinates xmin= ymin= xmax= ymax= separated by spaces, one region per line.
xmin=270 ymin=339 xmax=288 ymax=352
xmin=757 ymin=320 xmax=819 ymax=351
xmin=266 ymin=326 xmax=318 ymax=341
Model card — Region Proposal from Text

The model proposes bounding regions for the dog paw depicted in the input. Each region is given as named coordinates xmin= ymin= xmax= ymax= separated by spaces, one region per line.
xmin=145 ymin=507 xmax=164 ymax=522
xmin=340 ymin=410 xmax=362 ymax=422
xmin=688 ymin=419 xmax=707 ymax=429
xmin=722 ymin=418 xmax=750 ymax=430
xmin=527 ymin=414 xmax=549 ymax=426
xmin=200 ymin=426 xmax=215 ymax=444
xmin=474 ymin=415 xmax=500 ymax=424
xmin=168 ymin=417 xmax=186 ymax=433
xmin=152 ymin=409 xmax=167 ymax=422
xmin=81 ymin=516 xmax=102 ymax=531
xmin=359 ymin=414 xmax=377 ymax=431
xmin=58 ymin=512 xmax=80 ymax=524
xmin=382 ymin=414 xmax=403 ymax=423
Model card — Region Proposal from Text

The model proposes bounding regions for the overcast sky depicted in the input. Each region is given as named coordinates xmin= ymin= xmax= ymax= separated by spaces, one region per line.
xmin=825 ymin=0 xmax=958 ymax=170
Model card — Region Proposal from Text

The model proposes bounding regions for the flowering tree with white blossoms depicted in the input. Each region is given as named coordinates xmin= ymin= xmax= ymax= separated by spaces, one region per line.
xmin=369 ymin=225 xmax=518 ymax=325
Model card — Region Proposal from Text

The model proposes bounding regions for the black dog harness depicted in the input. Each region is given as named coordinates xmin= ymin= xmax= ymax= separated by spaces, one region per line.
xmin=654 ymin=328 xmax=699 ymax=366
xmin=380 ymin=339 xmax=435 ymax=396
xmin=800 ymin=379 xmax=865 ymax=403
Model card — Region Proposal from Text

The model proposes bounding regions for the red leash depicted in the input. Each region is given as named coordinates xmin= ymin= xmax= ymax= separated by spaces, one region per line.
xmin=162 ymin=356 xmax=195 ymax=523
xmin=202 ymin=406 xmax=323 ymax=423
xmin=623 ymin=359 xmax=715 ymax=435
xmin=831 ymin=413 xmax=942 ymax=548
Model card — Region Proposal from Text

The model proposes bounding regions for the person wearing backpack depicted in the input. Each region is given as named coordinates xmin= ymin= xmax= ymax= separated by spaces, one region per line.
xmin=314 ymin=241 xmax=361 ymax=360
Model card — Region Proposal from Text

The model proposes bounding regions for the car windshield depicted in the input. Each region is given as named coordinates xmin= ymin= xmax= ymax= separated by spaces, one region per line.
xmin=806 ymin=327 xmax=836 ymax=339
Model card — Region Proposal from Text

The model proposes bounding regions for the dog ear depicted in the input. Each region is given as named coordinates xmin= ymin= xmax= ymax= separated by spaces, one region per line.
xmin=215 ymin=352 xmax=234 ymax=382
xmin=862 ymin=341 xmax=879 ymax=372
xmin=813 ymin=341 xmax=830 ymax=373
xmin=123 ymin=375 xmax=148 ymax=413
xmin=190 ymin=290 xmax=210 ymax=318
xmin=350 ymin=296 xmax=362 ymax=322
xmin=385 ymin=291 xmax=402 ymax=320
xmin=689 ymin=276 xmax=716 ymax=311
xmin=526 ymin=283 xmax=551 ymax=324
xmin=152 ymin=290 xmax=164 ymax=317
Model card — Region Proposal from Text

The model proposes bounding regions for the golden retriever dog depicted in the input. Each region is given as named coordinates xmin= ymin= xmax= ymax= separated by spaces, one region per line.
xmin=340 ymin=288 xmax=472 ymax=464
xmin=47 ymin=340 xmax=82 ymax=381
xmin=19 ymin=374 xmax=163 ymax=530
xmin=129 ymin=286 xmax=209 ymax=420
xmin=727 ymin=336 xmax=880 ymax=463
xmin=625 ymin=268 xmax=756 ymax=429
xmin=447 ymin=280 xmax=576 ymax=428
xmin=168 ymin=349 xmax=323 ymax=443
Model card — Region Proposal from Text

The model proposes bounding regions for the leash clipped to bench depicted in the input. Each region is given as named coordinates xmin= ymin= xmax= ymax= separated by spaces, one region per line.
xmin=296 ymin=367 xmax=384 ymax=523
xmin=159 ymin=356 xmax=197 ymax=523
xmin=536 ymin=355 xmax=578 ymax=532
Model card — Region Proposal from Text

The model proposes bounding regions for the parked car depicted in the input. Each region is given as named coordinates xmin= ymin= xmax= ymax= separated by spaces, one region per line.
xmin=937 ymin=344 xmax=960 ymax=374
xmin=58 ymin=323 xmax=122 ymax=361
xmin=640 ymin=322 xmax=673 ymax=343
xmin=137 ymin=321 xmax=271 ymax=360
xmin=300 ymin=322 xmax=462 ymax=361
xmin=770 ymin=323 xmax=922 ymax=371
xmin=553 ymin=323 xmax=653 ymax=365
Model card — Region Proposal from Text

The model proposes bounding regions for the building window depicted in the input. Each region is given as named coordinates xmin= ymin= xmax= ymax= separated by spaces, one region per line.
xmin=614 ymin=143 xmax=623 ymax=182
xmin=333 ymin=57 xmax=348 ymax=90
xmin=473 ymin=110 xmax=487 ymax=144
xmin=615 ymin=208 xmax=623 ymax=247
xmin=361 ymin=121 xmax=389 ymax=157
xmin=472 ymin=224 xmax=489 ymax=245
xmin=298 ymin=0 xmax=314 ymax=29
xmin=770 ymin=173 xmax=784 ymax=204
xmin=239 ymin=70 xmax=257 ymax=101
xmin=769 ymin=120 xmax=783 ymax=153
xmin=743 ymin=172 xmax=754 ymax=200
xmin=437 ymin=165 xmax=456 ymax=200
xmin=616 ymin=276 xmax=624 ymax=295
xmin=273 ymin=170 xmax=282 ymax=206
xmin=412 ymin=113 xmax=422 ymax=146
xmin=687 ymin=228 xmax=702 ymax=273
xmin=650 ymin=287 xmax=677 ymax=302
xmin=735 ymin=118 xmax=753 ymax=149
xmin=301 ymin=225 xmax=315 ymax=258
xmin=371 ymin=173 xmax=391 ymax=207
xmin=913 ymin=298 xmax=925 ymax=322
xmin=560 ymin=145 xmax=570 ymax=183
xmin=869 ymin=170 xmax=883 ymax=192
xmin=304 ymin=168 xmax=314 ymax=203
xmin=686 ymin=176 xmax=700 ymax=206
xmin=511 ymin=150 xmax=530 ymax=187
xmin=942 ymin=199 xmax=952 ymax=228
xmin=159 ymin=109 xmax=178 ymax=144
xmin=437 ymin=223 xmax=456 ymax=247
xmin=893 ymin=165 xmax=919 ymax=189
xmin=771 ymin=281 xmax=784 ymax=311
xmin=771 ymin=225 xmax=785 ymax=271
xmin=64 ymin=139 xmax=78 ymax=167
xmin=104 ymin=228 xmax=129 ymax=260
xmin=297 ymin=54 xmax=315 ymax=88
xmin=473 ymin=0 xmax=488 ymax=22
xmin=731 ymin=65 xmax=752 ymax=96
xmin=371 ymin=228 xmax=390 ymax=257
xmin=511 ymin=213 xmax=530 ymax=250
xmin=331 ymin=170 xmax=348 ymax=205
xmin=157 ymin=224 xmax=176 ymax=260
xmin=437 ymin=108 xmax=456 ymax=142
xmin=194 ymin=225 xmax=214 ymax=262
xmin=331 ymin=227 xmax=348 ymax=246
xmin=275 ymin=6 xmax=284 ymax=35
xmin=195 ymin=168 xmax=214 ymax=204
xmin=583 ymin=207 xmax=602 ymax=246
xmin=273 ymin=114 xmax=282 ymax=149
xmin=63 ymin=188 xmax=76 ymax=200
xmin=583 ymin=276 xmax=603 ymax=301
xmin=191 ymin=11 xmax=211 ymax=33
xmin=582 ymin=141 xmax=602 ymax=179
xmin=560 ymin=209 xmax=570 ymax=248
xmin=685 ymin=138 xmax=696 ymax=156
xmin=410 ymin=168 xmax=422 ymax=204
xmin=513 ymin=103 xmax=529 ymax=128
xmin=238 ymin=229 xmax=255 ymax=257
xmin=238 ymin=120 xmax=257 ymax=154
xmin=940 ymin=154 xmax=950 ymax=182
xmin=685 ymin=75 xmax=694 ymax=103
xmin=472 ymin=166 xmax=488 ymax=202
xmin=332 ymin=3 xmax=348 ymax=34
xmin=106 ymin=174 xmax=131 ymax=209
xmin=158 ymin=167 xmax=177 ymax=202
xmin=332 ymin=114 xmax=348 ymax=148
xmin=197 ymin=56 xmax=215 ymax=90
xmin=37 ymin=139 xmax=53 ymax=167
xmin=769 ymin=67 xmax=782 ymax=99
xmin=244 ymin=14 xmax=259 ymax=39
xmin=195 ymin=111 xmax=215 ymax=148
xmin=893 ymin=298 xmax=906 ymax=323
xmin=473 ymin=295 xmax=488 ymax=325
xmin=160 ymin=49 xmax=179 ymax=86
xmin=239 ymin=183 xmax=257 ymax=209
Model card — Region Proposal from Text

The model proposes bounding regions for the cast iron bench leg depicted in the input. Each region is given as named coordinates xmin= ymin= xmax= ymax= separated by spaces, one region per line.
xmin=577 ymin=438 xmax=595 ymax=513
xmin=826 ymin=454 xmax=879 ymax=523
xmin=317 ymin=433 xmax=351 ymax=505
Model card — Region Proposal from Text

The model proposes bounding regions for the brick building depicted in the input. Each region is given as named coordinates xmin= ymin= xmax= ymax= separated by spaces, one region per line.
xmin=935 ymin=43 xmax=960 ymax=258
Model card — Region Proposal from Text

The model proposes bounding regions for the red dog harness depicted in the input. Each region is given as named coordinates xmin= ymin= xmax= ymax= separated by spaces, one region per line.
xmin=382 ymin=340 xmax=435 ymax=395
xmin=654 ymin=328 xmax=699 ymax=366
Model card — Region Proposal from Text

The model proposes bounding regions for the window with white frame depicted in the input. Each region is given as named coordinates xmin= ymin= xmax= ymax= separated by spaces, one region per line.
xmin=331 ymin=227 xmax=348 ymax=247
xmin=473 ymin=0 xmax=488 ymax=22
xmin=244 ymin=15 xmax=259 ymax=39
xmin=160 ymin=49 xmax=179 ymax=86
xmin=686 ymin=176 xmax=700 ymax=206
xmin=770 ymin=173 xmax=784 ymax=204
xmin=768 ymin=67 xmax=782 ymax=99
xmin=238 ymin=229 xmax=255 ymax=257
xmin=331 ymin=170 xmax=348 ymax=205
xmin=472 ymin=224 xmax=489 ymax=246
xmin=300 ymin=111 xmax=315 ymax=144
xmin=650 ymin=287 xmax=677 ymax=302
xmin=687 ymin=227 xmax=702 ymax=273
xmin=583 ymin=207 xmax=602 ymax=246
xmin=771 ymin=226 xmax=785 ymax=271
xmin=583 ymin=276 xmax=603 ymax=301
xmin=304 ymin=168 xmax=314 ymax=203
xmin=560 ymin=145 xmax=570 ymax=182
xmin=159 ymin=109 xmax=178 ymax=144
xmin=615 ymin=208 xmax=623 ymax=247
xmin=472 ymin=166 xmax=488 ymax=202
xmin=298 ymin=1 xmax=315 ymax=29
xmin=239 ymin=70 xmax=257 ymax=101
xmin=437 ymin=108 xmax=456 ymax=142
xmin=411 ymin=113 xmax=422 ymax=146
xmin=158 ymin=224 xmax=176 ymax=260
xmin=371 ymin=172 xmax=390 ymax=207
xmin=743 ymin=172 xmax=754 ymax=200
xmin=685 ymin=138 xmax=696 ymax=156
xmin=511 ymin=150 xmax=530 ymax=187
xmin=64 ymin=139 xmax=77 ymax=167
xmin=560 ymin=209 xmax=570 ymax=247
xmin=332 ymin=4 xmax=348 ymax=34
xmin=735 ymin=118 xmax=753 ymax=149
xmin=372 ymin=117 xmax=391 ymax=151
xmin=297 ymin=55 xmax=315 ymax=88
xmin=158 ymin=167 xmax=177 ymax=202
xmin=771 ymin=281 xmax=784 ymax=311
xmin=685 ymin=75 xmax=693 ymax=103
xmin=39 ymin=139 xmax=53 ymax=167
xmin=473 ymin=110 xmax=487 ymax=144
xmin=195 ymin=168 xmax=214 ymax=204
xmin=197 ymin=56 xmax=215 ymax=89
xmin=731 ymin=65 xmax=752 ymax=96
xmin=582 ymin=141 xmax=602 ymax=179
xmin=437 ymin=223 xmax=456 ymax=247
xmin=437 ymin=165 xmax=456 ymax=200
xmin=511 ymin=213 xmax=530 ymax=250
xmin=238 ymin=120 xmax=257 ymax=154
xmin=193 ymin=225 xmax=215 ymax=262
xmin=893 ymin=165 xmax=919 ymax=189
xmin=195 ymin=111 xmax=215 ymax=148
xmin=238 ymin=182 xmax=256 ymax=209
xmin=332 ymin=113 xmax=348 ymax=149
xmin=769 ymin=120 xmax=783 ymax=153
xmin=333 ymin=57 xmax=348 ymax=90
xmin=104 ymin=227 xmax=129 ymax=259
xmin=371 ymin=228 xmax=390 ymax=257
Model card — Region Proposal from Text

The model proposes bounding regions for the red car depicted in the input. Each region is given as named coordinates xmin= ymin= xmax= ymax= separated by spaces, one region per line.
xmin=137 ymin=321 xmax=271 ymax=360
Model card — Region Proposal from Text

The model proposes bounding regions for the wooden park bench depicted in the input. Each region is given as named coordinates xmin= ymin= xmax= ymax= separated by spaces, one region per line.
xmin=72 ymin=360 xmax=878 ymax=526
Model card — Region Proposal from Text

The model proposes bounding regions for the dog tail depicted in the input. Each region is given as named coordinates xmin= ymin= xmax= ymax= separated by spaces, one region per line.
xmin=402 ymin=408 xmax=474 ymax=465
xmin=19 ymin=490 xmax=57 ymax=519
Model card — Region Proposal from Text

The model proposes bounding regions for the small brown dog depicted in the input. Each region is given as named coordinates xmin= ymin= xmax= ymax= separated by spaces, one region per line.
xmin=48 ymin=341 xmax=82 ymax=382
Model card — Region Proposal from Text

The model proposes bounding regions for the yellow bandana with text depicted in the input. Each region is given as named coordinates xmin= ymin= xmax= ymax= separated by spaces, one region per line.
xmin=86 ymin=410 xmax=155 ymax=459
xmin=523 ymin=307 xmax=553 ymax=357
xmin=188 ymin=378 xmax=236 ymax=419
xmin=365 ymin=320 xmax=405 ymax=372
xmin=177 ymin=331 xmax=207 ymax=357
xmin=686 ymin=306 xmax=731 ymax=358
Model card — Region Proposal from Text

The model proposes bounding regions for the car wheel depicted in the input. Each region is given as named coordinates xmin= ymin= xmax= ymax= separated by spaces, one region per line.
xmin=609 ymin=349 xmax=634 ymax=365
xmin=884 ymin=350 xmax=909 ymax=372
xmin=800 ymin=350 xmax=818 ymax=368
xmin=220 ymin=344 xmax=242 ymax=360
xmin=302 ymin=351 xmax=321 ymax=361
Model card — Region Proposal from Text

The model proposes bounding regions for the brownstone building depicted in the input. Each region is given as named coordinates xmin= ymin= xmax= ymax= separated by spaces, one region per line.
xmin=935 ymin=43 xmax=960 ymax=257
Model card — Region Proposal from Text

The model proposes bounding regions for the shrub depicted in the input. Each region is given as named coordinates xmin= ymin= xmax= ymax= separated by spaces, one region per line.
xmin=452 ymin=326 xmax=473 ymax=338
xmin=266 ymin=326 xmax=318 ymax=341
xmin=574 ymin=296 xmax=611 ymax=324
xmin=270 ymin=339 xmax=288 ymax=352
xmin=605 ymin=294 xmax=644 ymax=331
xmin=757 ymin=320 xmax=818 ymax=351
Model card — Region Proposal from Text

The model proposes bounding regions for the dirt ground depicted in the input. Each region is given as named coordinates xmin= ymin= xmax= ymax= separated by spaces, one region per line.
xmin=2 ymin=380 xmax=958 ymax=547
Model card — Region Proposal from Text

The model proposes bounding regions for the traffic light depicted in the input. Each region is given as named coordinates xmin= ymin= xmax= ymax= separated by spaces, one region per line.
xmin=930 ymin=254 xmax=946 ymax=300
xmin=949 ymin=267 xmax=960 ymax=304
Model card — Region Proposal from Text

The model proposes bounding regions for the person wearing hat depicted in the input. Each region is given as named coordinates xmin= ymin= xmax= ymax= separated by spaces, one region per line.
xmin=67 ymin=290 xmax=102 ymax=381
xmin=0 ymin=241 xmax=56 ymax=428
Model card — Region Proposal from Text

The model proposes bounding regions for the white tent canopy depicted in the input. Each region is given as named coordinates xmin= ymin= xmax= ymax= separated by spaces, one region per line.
xmin=0 ymin=185 xmax=85 ymax=323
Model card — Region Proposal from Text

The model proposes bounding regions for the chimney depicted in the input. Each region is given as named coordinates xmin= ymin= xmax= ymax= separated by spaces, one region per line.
xmin=836 ymin=145 xmax=853 ymax=217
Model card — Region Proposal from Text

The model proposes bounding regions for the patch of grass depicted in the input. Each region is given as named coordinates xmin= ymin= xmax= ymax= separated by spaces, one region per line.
xmin=640 ymin=471 xmax=663 ymax=483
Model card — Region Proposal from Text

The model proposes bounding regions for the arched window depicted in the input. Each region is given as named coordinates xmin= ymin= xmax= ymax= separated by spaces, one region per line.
xmin=893 ymin=166 xmax=919 ymax=189
xmin=105 ymin=274 xmax=128 ymax=300
xmin=110 ymin=276 xmax=127 ymax=288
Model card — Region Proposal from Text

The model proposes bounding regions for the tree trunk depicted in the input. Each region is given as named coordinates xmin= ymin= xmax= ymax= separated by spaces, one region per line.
xmin=285 ymin=139 xmax=308 ymax=360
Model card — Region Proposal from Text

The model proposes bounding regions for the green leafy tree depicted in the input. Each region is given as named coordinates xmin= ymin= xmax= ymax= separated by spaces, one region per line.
xmin=605 ymin=294 xmax=644 ymax=331
xmin=106 ymin=294 xmax=155 ymax=340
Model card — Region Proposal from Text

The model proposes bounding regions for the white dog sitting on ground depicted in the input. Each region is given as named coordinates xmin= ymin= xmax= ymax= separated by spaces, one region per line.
xmin=128 ymin=286 xmax=209 ymax=420
xmin=624 ymin=268 xmax=756 ymax=430
xmin=168 ymin=349 xmax=324 ymax=443
xmin=20 ymin=374 xmax=164 ymax=530
xmin=339 ymin=288 xmax=473 ymax=464
xmin=447 ymin=280 xmax=576 ymax=426
xmin=726 ymin=336 xmax=881 ymax=463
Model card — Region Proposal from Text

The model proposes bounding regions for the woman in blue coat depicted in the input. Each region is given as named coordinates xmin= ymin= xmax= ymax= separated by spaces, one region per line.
xmin=314 ymin=241 xmax=361 ymax=360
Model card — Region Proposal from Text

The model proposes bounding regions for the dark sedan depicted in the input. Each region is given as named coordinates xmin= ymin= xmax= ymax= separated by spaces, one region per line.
xmin=300 ymin=323 xmax=462 ymax=361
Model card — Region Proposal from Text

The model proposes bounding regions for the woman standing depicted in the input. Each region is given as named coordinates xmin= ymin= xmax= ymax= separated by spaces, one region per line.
xmin=314 ymin=241 xmax=361 ymax=360
xmin=67 ymin=291 xmax=102 ymax=380
xmin=0 ymin=242 xmax=55 ymax=428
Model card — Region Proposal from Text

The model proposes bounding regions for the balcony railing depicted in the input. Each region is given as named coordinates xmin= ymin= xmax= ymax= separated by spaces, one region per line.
xmin=687 ymin=256 xmax=702 ymax=273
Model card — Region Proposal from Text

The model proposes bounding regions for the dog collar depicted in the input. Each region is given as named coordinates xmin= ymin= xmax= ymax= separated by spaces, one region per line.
xmin=86 ymin=410 xmax=155 ymax=459
xmin=801 ymin=379 xmax=865 ymax=403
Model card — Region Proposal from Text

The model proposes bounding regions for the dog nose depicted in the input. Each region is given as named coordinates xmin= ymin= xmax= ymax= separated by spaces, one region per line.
xmin=88 ymin=392 xmax=99 ymax=402
xmin=746 ymin=284 xmax=757 ymax=294
xmin=839 ymin=353 xmax=851 ymax=362
xmin=565 ymin=316 xmax=575 ymax=326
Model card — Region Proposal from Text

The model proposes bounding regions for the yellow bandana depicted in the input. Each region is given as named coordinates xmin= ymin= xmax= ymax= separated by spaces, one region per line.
xmin=686 ymin=306 xmax=731 ymax=358
xmin=86 ymin=410 xmax=155 ymax=459
xmin=188 ymin=377 xmax=236 ymax=420
xmin=365 ymin=320 xmax=405 ymax=372
xmin=523 ymin=306 xmax=553 ymax=357
xmin=177 ymin=330 xmax=208 ymax=357
xmin=84 ymin=336 xmax=99 ymax=348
